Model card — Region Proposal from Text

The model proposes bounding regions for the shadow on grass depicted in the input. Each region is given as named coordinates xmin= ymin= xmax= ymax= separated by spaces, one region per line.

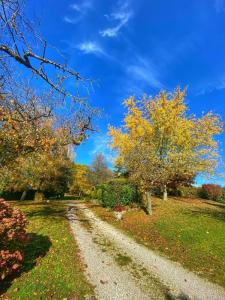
xmin=24 ymin=203 xmax=97 ymax=222
xmin=184 ymin=206 xmax=225 ymax=222
xmin=202 ymin=200 xmax=225 ymax=210
xmin=0 ymin=233 xmax=51 ymax=295
xmin=25 ymin=205 xmax=67 ymax=220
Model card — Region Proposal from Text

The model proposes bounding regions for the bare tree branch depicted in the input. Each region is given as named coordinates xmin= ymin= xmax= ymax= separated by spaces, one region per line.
xmin=0 ymin=0 xmax=90 ymax=99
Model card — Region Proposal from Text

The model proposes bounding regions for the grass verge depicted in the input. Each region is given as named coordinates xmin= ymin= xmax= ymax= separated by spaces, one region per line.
xmin=88 ymin=197 xmax=225 ymax=288
xmin=0 ymin=201 xmax=94 ymax=300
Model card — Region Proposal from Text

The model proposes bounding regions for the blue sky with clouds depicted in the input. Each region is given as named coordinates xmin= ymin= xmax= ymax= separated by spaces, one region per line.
xmin=29 ymin=0 xmax=225 ymax=185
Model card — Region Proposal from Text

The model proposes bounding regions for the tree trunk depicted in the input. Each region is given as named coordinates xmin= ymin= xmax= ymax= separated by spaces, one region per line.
xmin=20 ymin=190 xmax=27 ymax=201
xmin=34 ymin=191 xmax=45 ymax=202
xmin=146 ymin=191 xmax=152 ymax=215
xmin=163 ymin=185 xmax=168 ymax=201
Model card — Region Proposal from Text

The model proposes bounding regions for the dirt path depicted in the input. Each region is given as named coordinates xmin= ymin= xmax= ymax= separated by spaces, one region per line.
xmin=68 ymin=202 xmax=225 ymax=300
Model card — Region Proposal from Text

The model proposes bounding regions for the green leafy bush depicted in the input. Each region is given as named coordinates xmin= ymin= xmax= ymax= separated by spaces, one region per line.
xmin=90 ymin=189 xmax=97 ymax=199
xmin=96 ymin=189 xmax=103 ymax=200
xmin=101 ymin=180 xmax=139 ymax=209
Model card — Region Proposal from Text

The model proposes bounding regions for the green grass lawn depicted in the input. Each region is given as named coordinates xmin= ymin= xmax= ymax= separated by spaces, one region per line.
xmin=0 ymin=201 xmax=94 ymax=300
xmin=89 ymin=197 xmax=225 ymax=287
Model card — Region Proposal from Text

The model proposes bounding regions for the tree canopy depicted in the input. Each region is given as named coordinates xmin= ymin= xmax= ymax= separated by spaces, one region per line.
xmin=0 ymin=0 xmax=96 ymax=169
xmin=89 ymin=153 xmax=113 ymax=185
xmin=69 ymin=164 xmax=93 ymax=196
xmin=109 ymin=88 xmax=222 ymax=197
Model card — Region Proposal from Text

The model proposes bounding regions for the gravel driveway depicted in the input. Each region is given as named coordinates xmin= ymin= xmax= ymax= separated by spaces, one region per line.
xmin=68 ymin=202 xmax=225 ymax=300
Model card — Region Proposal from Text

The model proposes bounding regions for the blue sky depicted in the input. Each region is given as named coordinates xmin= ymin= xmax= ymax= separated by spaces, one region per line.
xmin=29 ymin=0 xmax=225 ymax=185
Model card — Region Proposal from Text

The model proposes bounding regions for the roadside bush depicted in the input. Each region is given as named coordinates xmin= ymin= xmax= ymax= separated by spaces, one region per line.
xmin=96 ymin=189 xmax=103 ymax=200
xmin=101 ymin=180 xmax=139 ymax=209
xmin=89 ymin=184 xmax=107 ymax=201
xmin=89 ymin=188 xmax=97 ymax=199
xmin=201 ymin=184 xmax=223 ymax=201
xmin=0 ymin=199 xmax=27 ymax=280
xmin=173 ymin=186 xmax=201 ymax=198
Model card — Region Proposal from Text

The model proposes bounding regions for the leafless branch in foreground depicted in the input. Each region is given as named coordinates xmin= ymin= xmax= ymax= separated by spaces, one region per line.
xmin=0 ymin=0 xmax=90 ymax=99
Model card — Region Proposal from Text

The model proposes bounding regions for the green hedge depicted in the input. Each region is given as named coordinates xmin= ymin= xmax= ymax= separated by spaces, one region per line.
xmin=92 ymin=179 xmax=139 ymax=209
xmin=90 ymin=179 xmax=225 ymax=205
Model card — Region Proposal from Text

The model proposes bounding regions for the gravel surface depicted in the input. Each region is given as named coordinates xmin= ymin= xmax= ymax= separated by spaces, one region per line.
xmin=68 ymin=202 xmax=225 ymax=300
xmin=68 ymin=207 xmax=156 ymax=300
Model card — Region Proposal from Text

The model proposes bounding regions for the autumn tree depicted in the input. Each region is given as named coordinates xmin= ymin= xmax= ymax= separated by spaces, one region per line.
xmin=89 ymin=153 xmax=113 ymax=186
xmin=0 ymin=134 xmax=73 ymax=201
xmin=0 ymin=0 xmax=96 ymax=166
xmin=109 ymin=88 xmax=222 ymax=207
xmin=0 ymin=82 xmax=93 ymax=201
xmin=69 ymin=164 xmax=93 ymax=196
xmin=0 ymin=84 xmax=95 ymax=168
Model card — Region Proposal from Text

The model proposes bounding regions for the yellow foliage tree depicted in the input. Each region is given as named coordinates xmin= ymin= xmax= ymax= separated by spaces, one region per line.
xmin=0 ymin=86 xmax=94 ymax=167
xmin=109 ymin=88 xmax=222 ymax=203
xmin=0 ymin=147 xmax=73 ymax=201
xmin=69 ymin=164 xmax=92 ymax=196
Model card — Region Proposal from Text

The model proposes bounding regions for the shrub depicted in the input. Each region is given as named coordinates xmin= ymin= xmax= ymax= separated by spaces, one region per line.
xmin=101 ymin=181 xmax=138 ymax=209
xmin=0 ymin=199 xmax=27 ymax=280
xmin=89 ymin=188 xmax=97 ymax=199
xmin=201 ymin=184 xmax=223 ymax=201
xmin=90 ymin=184 xmax=107 ymax=202
xmin=174 ymin=186 xmax=201 ymax=198
xmin=96 ymin=188 xmax=103 ymax=200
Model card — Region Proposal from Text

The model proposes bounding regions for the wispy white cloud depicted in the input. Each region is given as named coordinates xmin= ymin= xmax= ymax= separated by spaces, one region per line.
xmin=77 ymin=41 xmax=105 ymax=56
xmin=89 ymin=134 xmax=115 ymax=164
xmin=196 ymin=78 xmax=225 ymax=96
xmin=70 ymin=1 xmax=92 ymax=12
xmin=100 ymin=2 xmax=133 ymax=37
xmin=63 ymin=16 xmax=80 ymax=24
xmin=126 ymin=56 xmax=163 ymax=89
xmin=76 ymin=41 xmax=117 ymax=61
xmin=70 ymin=4 xmax=82 ymax=12
xmin=64 ymin=0 xmax=93 ymax=24
xmin=214 ymin=0 xmax=225 ymax=12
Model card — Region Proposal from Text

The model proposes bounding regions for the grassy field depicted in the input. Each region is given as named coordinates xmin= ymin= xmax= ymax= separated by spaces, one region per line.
xmin=89 ymin=197 xmax=225 ymax=287
xmin=0 ymin=201 xmax=94 ymax=300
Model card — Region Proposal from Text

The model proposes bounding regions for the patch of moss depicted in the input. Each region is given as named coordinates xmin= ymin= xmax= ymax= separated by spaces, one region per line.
xmin=114 ymin=253 xmax=132 ymax=266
